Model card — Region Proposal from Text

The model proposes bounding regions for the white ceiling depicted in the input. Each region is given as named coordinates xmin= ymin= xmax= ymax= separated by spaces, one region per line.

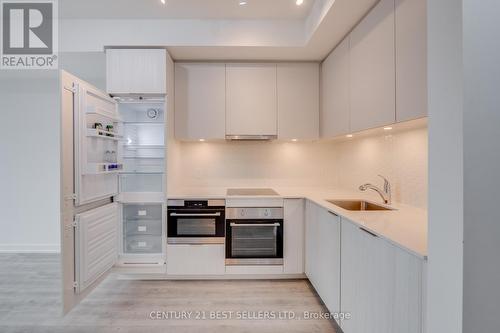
xmin=60 ymin=0 xmax=316 ymax=20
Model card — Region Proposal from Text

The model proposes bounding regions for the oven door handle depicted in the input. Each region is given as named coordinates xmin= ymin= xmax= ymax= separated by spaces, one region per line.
xmin=230 ymin=223 xmax=281 ymax=227
xmin=170 ymin=212 xmax=221 ymax=217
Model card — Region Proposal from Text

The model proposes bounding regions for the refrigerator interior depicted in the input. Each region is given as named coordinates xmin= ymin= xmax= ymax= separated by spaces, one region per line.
xmin=117 ymin=99 xmax=166 ymax=261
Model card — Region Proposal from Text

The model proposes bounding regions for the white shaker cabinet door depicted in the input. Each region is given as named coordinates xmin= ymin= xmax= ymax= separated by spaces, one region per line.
xmin=226 ymin=63 xmax=277 ymax=136
xmin=349 ymin=0 xmax=396 ymax=132
xmin=321 ymin=36 xmax=351 ymax=138
xmin=277 ymin=63 xmax=319 ymax=140
xmin=106 ymin=49 xmax=166 ymax=95
xmin=175 ymin=63 xmax=226 ymax=140
xmin=395 ymin=0 xmax=428 ymax=122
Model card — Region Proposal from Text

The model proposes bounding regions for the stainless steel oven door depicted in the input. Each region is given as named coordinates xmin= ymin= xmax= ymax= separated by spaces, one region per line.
xmin=226 ymin=221 xmax=283 ymax=265
xmin=172 ymin=212 xmax=220 ymax=236
xmin=167 ymin=211 xmax=225 ymax=244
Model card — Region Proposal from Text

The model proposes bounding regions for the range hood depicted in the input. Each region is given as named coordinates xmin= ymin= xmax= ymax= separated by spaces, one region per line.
xmin=225 ymin=135 xmax=277 ymax=141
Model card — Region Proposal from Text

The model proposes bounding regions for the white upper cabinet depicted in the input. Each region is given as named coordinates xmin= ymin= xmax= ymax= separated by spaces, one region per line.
xmin=175 ymin=63 xmax=226 ymax=140
xmin=226 ymin=64 xmax=277 ymax=137
xmin=349 ymin=0 xmax=396 ymax=132
xmin=395 ymin=0 xmax=428 ymax=122
xmin=321 ymin=36 xmax=351 ymax=137
xmin=277 ymin=63 xmax=319 ymax=140
xmin=106 ymin=49 xmax=166 ymax=95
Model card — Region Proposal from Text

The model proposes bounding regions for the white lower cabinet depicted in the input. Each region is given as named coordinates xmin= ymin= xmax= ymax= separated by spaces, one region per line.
xmin=166 ymin=244 xmax=225 ymax=275
xmin=305 ymin=201 xmax=341 ymax=314
xmin=283 ymin=199 xmax=305 ymax=274
xmin=340 ymin=219 xmax=424 ymax=333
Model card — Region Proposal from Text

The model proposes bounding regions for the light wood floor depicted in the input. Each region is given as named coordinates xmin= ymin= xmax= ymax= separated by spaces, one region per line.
xmin=0 ymin=254 xmax=339 ymax=332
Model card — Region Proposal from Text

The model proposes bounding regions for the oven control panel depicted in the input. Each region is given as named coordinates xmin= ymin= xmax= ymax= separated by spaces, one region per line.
xmin=226 ymin=207 xmax=283 ymax=220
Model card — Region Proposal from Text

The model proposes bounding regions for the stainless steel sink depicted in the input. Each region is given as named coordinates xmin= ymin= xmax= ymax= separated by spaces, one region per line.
xmin=327 ymin=200 xmax=395 ymax=211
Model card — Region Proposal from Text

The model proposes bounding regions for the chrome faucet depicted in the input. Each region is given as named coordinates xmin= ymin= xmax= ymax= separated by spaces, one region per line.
xmin=359 ymin=175 xmax=392 ymax=205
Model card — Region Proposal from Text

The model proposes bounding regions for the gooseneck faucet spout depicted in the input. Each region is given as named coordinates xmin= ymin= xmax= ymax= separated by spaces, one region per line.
xmin=359 ymin=175 xmax=392 ymax=205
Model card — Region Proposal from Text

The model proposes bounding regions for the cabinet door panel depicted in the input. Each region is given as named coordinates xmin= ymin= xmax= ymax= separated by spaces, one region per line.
xmin=341 ymin=219 xmax=424 ymax=333
xmin=278 ymin=63 xmax=319 ymax=140
xmin=350 ymin=0 xmax=395 ymax=132
xmin=316 ymin=208 xmax=341 ymax=314
xmin=321 ymin=36 xmax=350 ymax=137
xmin=106 ymin=49 xmax=166 ymax=95
xmin=76 ymin=203 xmax=119 ymax=294
xmin=395 ymin=0 xmax=427 ymax=122
xmin=226 ymin=64 xmax=277 ymax=136
xmin=305 ymin=202 xmax=341 ymax=314
xmin=284 ymin=199 xmax=305 ymax=274
xmin=175 ymin=63 xmax=226 ymax=140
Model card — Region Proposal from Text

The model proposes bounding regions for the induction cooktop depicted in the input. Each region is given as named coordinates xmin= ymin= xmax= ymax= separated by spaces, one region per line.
xmin=226 ymin=188 xmax=279 ymax=196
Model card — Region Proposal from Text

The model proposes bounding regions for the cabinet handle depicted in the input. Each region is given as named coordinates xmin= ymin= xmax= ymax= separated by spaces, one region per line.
xmin=359 ymin=227 xmax=378 ymax=238
xmin=328 ymin=211 xmax=338 ymax=217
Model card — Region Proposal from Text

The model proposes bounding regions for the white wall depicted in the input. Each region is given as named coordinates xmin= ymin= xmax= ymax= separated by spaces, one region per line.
xmin=426 ymin=0 xmax=464 ymax=332
xmin=335 ymin=126 xmax=428 ymax=208
xmin=0 ymin=52 xmax=106 ymax=253
xmin=0 ymin=71 xmax=60 ymax=252
xmin=462 ymin=0 xmax=500 ymax=330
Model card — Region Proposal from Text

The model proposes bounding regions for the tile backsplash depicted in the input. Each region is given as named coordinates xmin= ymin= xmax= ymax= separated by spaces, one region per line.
xmin=334 ymin=126 xmax=428 ymax=208
xmin=169 ymin=126 xmax=428 ymax=209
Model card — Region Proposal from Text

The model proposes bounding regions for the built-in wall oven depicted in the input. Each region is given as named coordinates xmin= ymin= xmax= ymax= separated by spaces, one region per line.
xmin=167 ymin=199 xmax=225 ymax=244
xmin=225 ymin=207 xmax=283 ymax=265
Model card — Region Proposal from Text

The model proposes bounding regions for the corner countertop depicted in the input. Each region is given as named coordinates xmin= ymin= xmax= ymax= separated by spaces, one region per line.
xmin=168 ymin=187 xmax=428 ymax=259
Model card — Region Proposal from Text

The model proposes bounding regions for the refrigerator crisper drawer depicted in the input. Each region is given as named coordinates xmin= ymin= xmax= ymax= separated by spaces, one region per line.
xmin=125 ymin=219 xmax=162 ymax=236
xmin=125 ymin=235 xmax=162 ymax=253
xmin=123 ymin=203 xmax=162 ymax=220
xmin=120 ymin=174 xmax=163 ymax=193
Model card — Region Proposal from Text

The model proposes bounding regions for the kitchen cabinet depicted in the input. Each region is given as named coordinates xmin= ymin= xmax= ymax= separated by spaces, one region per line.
xmin=321 ymin=36 xmax=350 ymax=137
xmin=226 ymin=64 xmax=277 ymax=137
xmin=277 ymin=63 xmax=319 ymax=140
xmin=175 ymin=63 xmax=226 ymax=140
xmin=349 ymin=0 xmax=396 ymax=132
xmin=166 ymin=244 xmax=225 ymax=275
xmin=395 ymin=0 xmax=428 ymax=122
xmin=106 ymin=49 xmax=166 ymax=95
xmin=340 ymin=219 xmax=424 ymax=333
xmin=305 ymin=201 xmax=341 ymax=314
xmin=283 ymin=199 xmax=305 ymax=274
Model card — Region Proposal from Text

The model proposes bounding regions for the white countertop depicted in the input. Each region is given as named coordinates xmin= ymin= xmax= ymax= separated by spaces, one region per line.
xmin=168 ymin=187 xmax=428 ymax=259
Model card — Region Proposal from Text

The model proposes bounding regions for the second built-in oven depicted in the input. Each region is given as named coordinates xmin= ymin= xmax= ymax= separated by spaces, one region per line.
xmin=167 ymin=199 xmax=225 ymax=244
xmin=226 ymin=207 xmax=283 ymax=265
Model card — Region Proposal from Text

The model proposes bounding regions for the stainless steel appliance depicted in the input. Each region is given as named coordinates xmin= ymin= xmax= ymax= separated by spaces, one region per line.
xmin=167 ymin=199 xmax=225 ymax=244
xmin=225 ymin=207 xmax=284 ymax=265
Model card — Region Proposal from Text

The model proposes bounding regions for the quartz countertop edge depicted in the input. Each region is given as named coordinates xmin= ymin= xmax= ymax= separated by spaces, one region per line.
xmin=168 ymin=187 xmax=428 ymax=259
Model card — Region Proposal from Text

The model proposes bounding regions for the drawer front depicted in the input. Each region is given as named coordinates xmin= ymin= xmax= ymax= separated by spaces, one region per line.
xmin=125 ymin=235 xmax=162 ymax=254
xmin=166 ymin=244 xmax=225 ymax=275
xmin=123 ymin=204 xmax=162 ymax=220
xmin=125 ymin=219 xmax=162 ymax=236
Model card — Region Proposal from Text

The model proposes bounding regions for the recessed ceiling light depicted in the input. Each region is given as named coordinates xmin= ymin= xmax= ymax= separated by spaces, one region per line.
xmin=384 ymin=126 xmax=393 ymax=131
xmin=160 ymin=0 xmax=165 ymax=4
xmin=346 ymin=134 xmax=353 ymax=138
xmin=296 ymin=0 xmax=304 ymax=5
xmin=239 ymin=0 xmax=247 ymax=5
